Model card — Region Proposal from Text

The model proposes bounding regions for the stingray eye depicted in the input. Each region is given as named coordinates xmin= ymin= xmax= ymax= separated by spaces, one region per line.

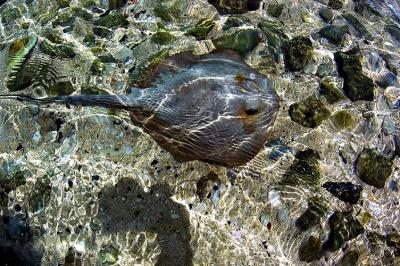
xmin=245 ymin=108 xmax=259 ymax=116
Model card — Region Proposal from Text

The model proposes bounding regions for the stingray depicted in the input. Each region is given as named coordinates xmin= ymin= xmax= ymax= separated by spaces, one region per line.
xmin=0 ymin=49 xmax=280 ymax=166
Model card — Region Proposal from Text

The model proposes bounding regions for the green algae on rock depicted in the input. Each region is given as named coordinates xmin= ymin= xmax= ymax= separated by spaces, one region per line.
xmin=386 ymin=233 xmax=400 ymax=256
xmin=151 ymin=29 xmax=176 ymax=45
xmin=330 ymin=110 xmax=354 ymax=130
xmin=39 ymin=40 xmax=76 ymax=59
xmin=328 ymin=0 xmax=345 ymax=10
xmin=223 ymin=15 xmax=250 ymax=31
xmin=267 ymin=3 xmax=284 ymax=18
xmin=319 ymin=25 xmax=350 ymax=45
xmin=338 ymin=250 xmax=360 ymax=266
xmin=286 ymin=36 xmax=314 ymax=71
xmin=322 ymin=181 xmax=362 ymax=204
xmin=324 ymin=211 xmax=364 ymax=251
xmin=299 ymin=236 xmax=323 ymax=262
xmin=99 ymin=245 xmax=120 ymax=265
xmin=258 ymin=20 xmax=289 ymax=62
xmin=208 ymin=0 xmax=262 ymax=14
xmin=295 ymin=197 xmax=327 ymax=231
xmin=187 ymin=17 xmax=216 ymax=40
xmin=47 ymin=80 xmax=75 ymax=96
xmin=289 ymin=96 xmax=331 ymax=128
xmin=153 ymin=1 xmax=182 ymax=22
xmin=0 ymin=169 xmax=26 ymax=207
xmin=320 ymin=77 xmax=346 ymax=104
xmin=342 ymin=12 xmax=372 ymax=40
xmin=334 ymin=47 xmax=375 ymax=101
xmin=93 ymin=12 xmax=128 ymax=28
xmin=355 ymin=148 xmax=393 ymax=189
xmin=27 ymin=176 xmax=51 ymax=213
xmin=212 ymin=29 xmax=260 ymax=56
xmin=319 ymin=7 xmax=334 ymax=22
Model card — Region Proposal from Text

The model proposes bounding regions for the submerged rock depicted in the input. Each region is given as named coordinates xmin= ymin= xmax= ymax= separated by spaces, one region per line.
xmin=324 ymin=211 xmax=364 ymax=251
xmin=213 ymin=29 xmax=260 ymax=56
xmin=319 ymin=25 xmax=350 ymax=45
xmin=328 ymin=0 xmax=345 ymax=10
xmin=386 ymin=233 xmax=400 ymax=256
xmin=151 ymin=29 xmax=176 ymax=45
xmin=153 ymin=1 xmax=182 ymax=22
xmin=0 ymin=169 xmax=26 ymax=207
xmin=222 ymin=15 xmax=249 ymax=30
xmin=289 ymin=96 xmax=331 ymax=128
xmin=355 ymin=148 xmax=393 ymax=189
xmin=334 ymin=47 xmax=375 ymax=101
xmin=319 ymin=7 xmax=334 ymax=22
xmin=299 ymin=236 xmax=323 ymax=262
xmin=99 ymin=245 xmax=119 ymax=265
xmin=207 ymin=0 xmax=262 ymax=14
xmin=320 ymin=77 xmax=346 ymax=103
xmin=93 ymin=12 xmax=128 ymax=28
xmin=108 ymin=0 xmax=127 ymax=10
xmin=330 ymin=110 xmax=354 ymax=130
xmin=187 ymin=17 xmax=216 ymax=40
xmin=38 ymin=40 xmax=76 ymax=59
xmin=322 ymin=182 xmax=362 ymax=204
xmin=258 ymin=20 xmax=289 ymax=62
xmin=286 ymin=36 xmax=314 ymax=71
xmin=316 ymin=63 xmax=336 ymax=78
xmin=377 ymin=72 xmax=399 ymax=88
xmin=338 ymin=250 xmax=360 ymax=266
xmin=295 ymin=197 xmax=327 ymax=231
xmin=267 ymin=3 xmax=284 ymax=18
xmin=342 ymin=12 xmax=372 ymax=40
xmin=196 ymin=171 xmax=222 ymax=201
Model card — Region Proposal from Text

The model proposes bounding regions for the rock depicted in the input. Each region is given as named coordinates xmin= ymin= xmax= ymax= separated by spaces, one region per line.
xmin=0 ymin=169 xmax=26 ymax=207
xmin=328 ymin=0 xmax=345 ymax=10
xmin=265 ymin=139 xmax=292 ymax=160
xmin=286 ymin=36 xmax=314 ymax=71
xmin=386 ymin=233 xmax=400 ymax=256
xmin=299 ymin=236 xmax=323 ymax=262
xmin=322 ymin=182 xmax=362 ymax=204
xmin=187 ymin=17 xmax=216 ymax=40
xmin=355 ymin=148 xmax=393 ymax=189
xmin=47 ymin=80 xmax=75 ymax=96
xmin=320 ymin=77 xmax=346 ymax=104
xmin=342 ymin=12 xmax=372 ymax=40
xmin=27 ymin=176 xmax=52 ymax=213
xmin=295 ymin=197 xmax=327 ymax=231
xmin=280 ymin=149 xmax=321 ymax=187
xmin=99 ymin=245 xmax=119 ymax=265
xmin=153 ymin=1 xmax=181 ymax=22
xmin=267 ymin=3 xmax=284 ymax=18
xmin=319 ymin=25 xmax=350 ymax=45
xmin=385 ymin=23 xmax=400 ymax=43
xmin=213 ymin=29 xmax=260 ymax=56
xmin=324 ymin=211 xmax=364 ymax=251
xmin=330 ymin=110 xmax=354 ymax=130
xmin=57 ymin=0 xmax=70 ymax=8
xmin=38 ymin=40 xmax=76 ymax=59
xmin=196 ymin=171 xmax=222 ymax=201
xmin=381 ymin=117 xmax=395 ymax=135
xmin=289 ymin=96 xmax=331 ymax=128
xmin=377 ymin=72 xmax=399 ymax=89
xmin=338 ymin=250 xmax=360 ymax=266
xmin=93 ymin=26 xmax=111 ymax=38
xmin=319 ymin=7 xmax=334 ymax=22
xmin=208 ymin=0 xmax=262 ymax=14
xmin=317 ymin=63 xmax=336 ymax=78
xmin=93 ymin=12 xmax=128 ymax=28
xmin=334 ymin=47 xmax=375 ymax=101
xmin=258 ymin=20 xmax=289 ymax=62
xmin=151 ymin=29 xmax=176 ymax=45
xmin=222 ymin=15 xmax=249 ymax=30
xmin=108 ymin=0 xmax=127 ymax=10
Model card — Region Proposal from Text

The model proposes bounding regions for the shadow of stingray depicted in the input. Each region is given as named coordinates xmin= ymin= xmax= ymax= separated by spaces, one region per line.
xmin=98 ymin=178 xmax=193 ymax=266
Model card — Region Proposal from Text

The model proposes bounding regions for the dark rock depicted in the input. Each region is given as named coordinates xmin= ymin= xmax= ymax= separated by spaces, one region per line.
xmin=319 ymin=7 xmax=334 ymax=22
xmin=324 ymin=211 xmax=364 ymax=251
xmin=208 ymin=0 xmax=262 ymax=14
xmin=334 ymin=47 xmax=375 ymax=101
xmin=296 ymin=197 xmax=327 ymax=231
xmin=213 ymin=29 xmax=260 ymax=56
xmin=93 ymin=26 xmax=111 ymax=38
xmin=151 ymin=30 xmax=176 ymax=45
xmin=153 ymin=2 xmax=181 ymax=22
xmin=286 ymin=36 xmax=314 ymax=71
xmin=57 ymin=0 xmax=70 ymax=8
xmin=267 ymin=3 xmax=284 ymax=18
xmin=222 ymin=15 xmax=250 ymax=31
xmin=258 ymin=20 xmax=289 ymax=63
xmin=355 ymin=148 xmax=393 ymax=189
xmin=299 ymin=236 xmax=323 ymax=262
xmin=385 ymin=23 xmax=400 ymax=43
xmin=280 ymin=149 xmax=321 ymax=187
xmin=322 ymin=182 xmax=362 ymax=204
xmin=108 ymin=0 xmax=127 ymax=10
xmin=196 ymin=172 xmax=222 ymax=201
xmin=0 ymin=170 xmax=26 ymax=207
xmin=377 ymin=72 xmax=399 ymax=88
xmin=330 ymin=110 xmax=354 ymax=130
xmin=328 ymin=0 xmax=345 ymax=9
xmin=38 ymin=40 xmax=76 ymax=59
xmin=289 ymin=96 xmax=331 ymax=128
xmin=319 ymin=25 xmax=350 ymax=45
xmin=93 ymin=12 xmax=128 ymax=28
xmin=64 ymin=247 xmax=83 ymax=266
xmin=27 ymin=176 xmax=51 ymax=213
xmin=320 ymin=77 xmax=346 ymax=103
xmin=386 ymin=233 xmax=400 ymax=256
xmin=47 ymin=80 xmax=75 ymax=96
xmin=265 ymin=139 xmax=292 ymax=160
xmin=316 ymin=63 xmax=336 ymax=78
xmin=187 ymin=17 xmax=216 ymax=39
xmin=338 ymin=250 xmax=360 ymax=266
xmin=342 ymin=12 xmax=372 ymax=40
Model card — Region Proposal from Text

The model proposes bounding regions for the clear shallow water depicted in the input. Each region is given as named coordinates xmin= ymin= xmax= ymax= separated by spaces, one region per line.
xmin=0 ymin=0 xmax=399 ymax=265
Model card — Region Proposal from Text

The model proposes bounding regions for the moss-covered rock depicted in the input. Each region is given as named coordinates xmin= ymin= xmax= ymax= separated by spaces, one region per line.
xmin=334 ymin=47 xmax=375 ymax=101
xmin=47 ymin=80 xmax=75 ymax=96
xmin=0 ymin=169 xmax=26 ymax=207
xmin=1 ymin=6 xmax=23 ymax=24
xmin=38 ymin=40 xmax=76 ymax=59
xmin=93 ymin=26 xmax=111 ymax=38
xmin=289 ymin=96 xmax=331 ymax=128
xmin=342 ymin=12 xmax=372 ymax=40
xmin=153 ymin=1 xmax=181 ymax=22
xmin=151 ymin=29 xmax=176 ymax=45
xmin=108 ymin=0 xmax=127 ymax=10
xmin=295 ymin=197 xmax=327 ymax=231
xmin=330 ymin=110 xmax=354 ymax=130
xmin=90 ymin=55 xmax=117 ymax=75
xmin=324 ymin=211 xmax=364 ymax=251
xmin=57 ymin=0 xmax=70 ymax=8
xmin=42 ymin=29 xmax=64 ymax=44
xmin=328 ymin=0 xmax=345 ymax=10
xmin=187 ymin=17 xmax=216 ymax=40
xmin=267 ymin=3 xmax=284 ymax=18
xmin=213 ymin=29 xmax=260 ymax=56
xmin=319 ymin=25 xmax=350 ymax=45
xmin=93 ymin=12 xmax=128 ymax=28
xmin=319 ymin=7 xmax=334 ymax=22
xmin=323 ymin=182 xmax=362 ymax=204
xmin=223 ymin=15 xmax=250 ymax=31
xmin=99 ymin=245 xmax=119 ymax=265
xmin=386 ymin=233 xmax=400 ymax=256
xmin=280 ymin=149 xmax=321 ymax=187
xmin=258 ymin=20 xmax=289 ymax=62
xmin=81 ymin=85 xmax=110 ymax=95
xmin=208 ymin=0 xmax=262 ymax=14
xmin=338 ymin=250 xmax=360 ymax=266
xmin=299 ymin=236 xmax=323 ymax=262
xmin=320 ymin=77 xmax=346 ymax=104
xmin=355 ymin=148 xmax=393 ymax=189
xmin=286 ymin=36 xmax=314 ymax=71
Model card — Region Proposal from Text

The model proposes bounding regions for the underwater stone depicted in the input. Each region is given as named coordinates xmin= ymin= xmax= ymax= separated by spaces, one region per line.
xmin=319 ymin=25 xmax=350 ymax=45
xmin=267 ymin=3 xmax=284 ymax=18
xmin=355 ymin=148 xmax=393 ymax=189
xmin=377 ymin=72 xmax=399 ymax=89
xmin=196 ymin=172 xmax=221 ymax=201
xmin=151 ymin=30 xmax=176 ymax=45
xmin=328 ymin=0 xmax=345 ymax=9
xmin=93 ymin=26 xmax=111 ymax=38
xmin=208 ymin=0 xmax=262 ymax=14
xmin=223 ymin=15 xmax=250 ymax=31
xmin=99 ymin=245 xmax=119 ymax=265
xmin=286 ymin=36 xmax=314 ymax=71
xmin=258 ymin=20 xmax=289 ymax=62
xmin=57 ymin=0 xmax=70 ymax=8
xmin=280 ymin=149 xmax=321 ymax=187
xmin=319 ymin=7 xmax=334 ymax=22
xmin=386 ymin=233 xmax=400 ymax=256
xmin=320 ymin=78 xmax=346 ymax=104
xmin=38 ymin=41 xmax=76 ymax=59
xmin=0 ymin=170 xmax=26 ymax=207
xmin=47 ymin=80 xmax=75 ymax=96
xmin=334 ymin=47 xmax=375 ymax=101
xmin=299 ymin=236 xmax=323 ymax=262
xmin=212 ymin=29 xmax=260 ymax=56
xmin=295 ymin=197 xmax=327 ymax=231
xmin=316 ymin=63 xmax=336 ymax=78
xmin=108 ymin=0 xmax=127 ymax=10
xmin=289 ymin=96 xmax=331 ymax=128
xmin=385 ymin=23 xmax=400 ymax=43
xmin=187 ymin=17 xmax=216 ymax=40
xmin=28 ymin=176 xmax=51 ymax=213
xmin=330 ymin=110 xmax=354 ymax=130
xmin=342 ymin=12 xmax=372 ymax=40
xmin=324 ymin=211 xmax=364 ymax=251
xmin=322 ymin=182 xmax=362 ymax=204
xmin=93 ymin=12 xmax=128 ymax=28
xmin=338 ymin=250 xmax=360 ymax=266
xmin=153 ymin=1 xmax=181 ymax=22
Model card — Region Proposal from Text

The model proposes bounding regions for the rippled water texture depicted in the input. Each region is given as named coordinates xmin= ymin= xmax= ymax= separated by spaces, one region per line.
xmin=0 ymin=0 xmax=400 ymax=265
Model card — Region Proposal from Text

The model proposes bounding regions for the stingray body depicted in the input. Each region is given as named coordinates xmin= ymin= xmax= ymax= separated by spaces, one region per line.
xmin=0 ymin=49 xmax=279 ymax=166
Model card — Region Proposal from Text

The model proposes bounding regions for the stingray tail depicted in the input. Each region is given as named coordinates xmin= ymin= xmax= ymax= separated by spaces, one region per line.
xmin=0 ymin=94 xmax=136 ymax=110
